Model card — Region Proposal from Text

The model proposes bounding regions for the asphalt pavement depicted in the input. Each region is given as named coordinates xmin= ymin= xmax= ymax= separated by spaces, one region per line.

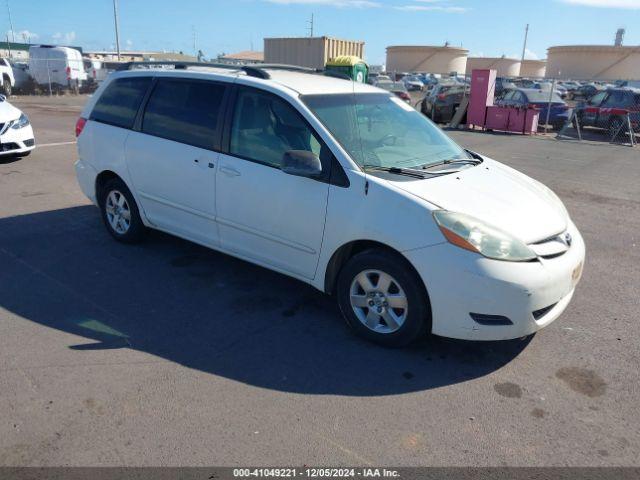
xmin=0 ymin=95 xmax=638 ymax=466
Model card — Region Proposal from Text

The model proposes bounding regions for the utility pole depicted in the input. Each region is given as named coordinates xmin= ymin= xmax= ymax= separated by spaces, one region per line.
xmin=6 ymin=0 xmax=15 ymax=43
xmin=520 ymin=23 xmax=529 ymax=64
xmin=192 ymin=26 xmax=197 ymax=56
xmin=307 ymin=13 xmax=314 ymax=37
xmin=113 ymin=0 xmax=121 ymax=60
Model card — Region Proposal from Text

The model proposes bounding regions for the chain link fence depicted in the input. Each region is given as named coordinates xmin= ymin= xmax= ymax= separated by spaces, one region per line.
xmin=408 ymin=73 xmax=639 ymax=146
xmin=5 ymin=57 xmax=110 ymax=96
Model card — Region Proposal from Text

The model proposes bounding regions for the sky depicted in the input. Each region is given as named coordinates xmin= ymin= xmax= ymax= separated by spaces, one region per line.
xmin=4 ymin=0 xmax=640 ymax=64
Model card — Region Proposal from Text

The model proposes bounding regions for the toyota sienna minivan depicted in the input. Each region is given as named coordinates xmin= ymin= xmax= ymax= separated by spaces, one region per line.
xmin=75 ymin=63 xmax=585 ymax=347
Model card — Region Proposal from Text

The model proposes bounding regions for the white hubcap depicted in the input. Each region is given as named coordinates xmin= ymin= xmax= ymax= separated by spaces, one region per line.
xmin=349 ymin=269 xmax=408 ymax=334
xmin=105 ymin=190 xmax=131 ymax=235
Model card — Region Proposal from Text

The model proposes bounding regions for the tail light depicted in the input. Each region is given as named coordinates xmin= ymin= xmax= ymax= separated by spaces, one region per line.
xmin=438 ymin=93 xmax=447 ymax=100
xmin=75 ymin=117 xmax=87 ymax=137
xmin=66 ymin=66 xmax=71 ymax=80
xmin=398 ymin=92 xmax=410 ymax=100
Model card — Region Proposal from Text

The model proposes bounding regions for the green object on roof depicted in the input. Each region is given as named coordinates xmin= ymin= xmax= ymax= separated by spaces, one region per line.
xmin=325 ymin=56 xmax=368 ymax=83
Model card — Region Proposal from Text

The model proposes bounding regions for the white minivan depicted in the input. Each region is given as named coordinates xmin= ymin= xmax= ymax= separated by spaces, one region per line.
xmin=75 ymin=64 xmax=585 ymax=347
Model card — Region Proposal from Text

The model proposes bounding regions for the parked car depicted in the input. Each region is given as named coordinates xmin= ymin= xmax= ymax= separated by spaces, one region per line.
xmin=420 ymin=84 xmax=468 ymax=123
xmin=573 ymin=83 xmax=605 ymax=100
xmin=28 ymin=45 xmax=88 ymax=91
xmin=0 ymin=94 xmax=35 ymax=157
xmin=0 ymin=58 xmax=16 ymax=96
xmin=496 ymin=88 xmax=571 ymax=129
xmin=9 ymin=61 xmax=32 ymax=93
xmin=403 ymin=75 xmax=424 ymax=92
xmin=574 ymin=88 xmax=640 ymax=136
xmin=83 ymin=58 xmax=110 ymax=85
xmin=376 ymin=80 xmax=411 ymax=103
xmin=75 ymin=65 xmax=584 ymax=347
xmin=495 ymin=77 xmax=517 ymax=97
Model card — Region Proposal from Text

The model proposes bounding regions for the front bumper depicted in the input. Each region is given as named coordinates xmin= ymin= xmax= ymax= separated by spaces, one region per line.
xmin=0 ymin=123 xmax=35 ymax=156
xmin=404 ymin=220 xmax=585 ymax=340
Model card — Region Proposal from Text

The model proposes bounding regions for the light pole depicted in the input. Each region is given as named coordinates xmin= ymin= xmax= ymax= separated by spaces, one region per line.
xmin=6 ymin=0 xmax=16 ymax=43
xmin=520 ymin=23 xmax=529 ymax=65
xmin=113 ymin=0 xmax=121 ymax=60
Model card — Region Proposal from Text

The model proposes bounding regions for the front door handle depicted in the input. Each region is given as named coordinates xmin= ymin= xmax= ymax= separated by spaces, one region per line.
xmin=220 ymin=165 xmax=241 ymax=177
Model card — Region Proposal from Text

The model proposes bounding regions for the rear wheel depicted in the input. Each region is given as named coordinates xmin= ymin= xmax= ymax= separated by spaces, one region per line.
xmin=99 ymin=178 xmax=147 ymax=243
xmin=1 ymin=77 xmax=11 ymax=96
xmin=336 ymin=249 xmax=430 ymax=347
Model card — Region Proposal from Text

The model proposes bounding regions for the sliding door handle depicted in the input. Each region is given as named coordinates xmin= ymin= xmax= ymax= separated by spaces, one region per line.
xmin=220 ymin=166 xmax=241 ymax=177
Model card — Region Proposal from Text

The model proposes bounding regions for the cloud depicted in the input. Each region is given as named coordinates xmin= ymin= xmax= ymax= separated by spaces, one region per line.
xmin=7 ymin=30 xmax=39 ymax=42
xmin=265 ymin=0 xmax=380 ymax=6
xmin=394 ymin=5 xmax=468 ymax=12
xmin=51 ymin=31 xmax=77 ymax=44
xmin=559 ymin=0 xmax=640 ymax=8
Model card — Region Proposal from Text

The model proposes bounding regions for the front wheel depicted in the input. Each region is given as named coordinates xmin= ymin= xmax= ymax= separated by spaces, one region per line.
xmin=336 ymin=249 xmax=431 ymax=347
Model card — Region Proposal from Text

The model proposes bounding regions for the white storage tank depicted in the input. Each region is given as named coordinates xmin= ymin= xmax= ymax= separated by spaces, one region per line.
xmin=385 ymin=45 xmax=468 ymax=75
xmin=465 ymin=56 xmax=521 ymax=77
xmin=520 ymin=59 xmax=547 ymax=78
xmin=546 ymin=45 xmax=640 ymax=80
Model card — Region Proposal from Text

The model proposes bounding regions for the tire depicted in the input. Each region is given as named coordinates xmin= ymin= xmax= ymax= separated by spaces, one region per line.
xmin=1 ymin=78 xmax=11 ymax=97
xmin=336 ymin=249 xmax=431 ymax=347
xmin=431 ymin=105 xmax=439 ymax=123
xmin=98 ymin=177 xmax=147 ymax=243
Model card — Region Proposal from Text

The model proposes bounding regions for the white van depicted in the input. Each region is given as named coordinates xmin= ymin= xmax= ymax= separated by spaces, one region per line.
xmin=28 ymin=45 xmax=87 ymax=89
xmin=74 ymin=64 xmax=585 ymax=347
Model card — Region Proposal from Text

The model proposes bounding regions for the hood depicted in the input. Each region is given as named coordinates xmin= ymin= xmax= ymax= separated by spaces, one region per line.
xmin=0 ymin=100 xmax=22 ymax=124
xmin=390 ymin=157 xmax=568 ymax=244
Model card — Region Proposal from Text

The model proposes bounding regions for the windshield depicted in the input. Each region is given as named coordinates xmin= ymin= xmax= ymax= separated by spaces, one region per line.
xmin=302 ymin=93 xmax=469 ymax=169
xmin=526 ymin=91 xmax=564 ymax=103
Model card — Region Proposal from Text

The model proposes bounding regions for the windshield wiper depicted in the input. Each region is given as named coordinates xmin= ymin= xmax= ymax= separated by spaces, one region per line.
xmin=363 ymin=165 xmax=429 ymax=179
xmin=421 ymin=156 xmax=482 ymax=170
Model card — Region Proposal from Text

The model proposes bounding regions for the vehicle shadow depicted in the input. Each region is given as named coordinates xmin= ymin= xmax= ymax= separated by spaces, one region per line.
xmin=0 ymin=206 xmax=531 ymax=396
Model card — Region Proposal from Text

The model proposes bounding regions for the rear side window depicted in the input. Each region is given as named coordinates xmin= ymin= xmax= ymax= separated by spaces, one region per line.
xmin=142 ymin=79 xmax=226 ymax=150
xmin=230 ymin=88 xmax=321 ymax=168
xmin=91 ymin=77 xmax=151 ymax=129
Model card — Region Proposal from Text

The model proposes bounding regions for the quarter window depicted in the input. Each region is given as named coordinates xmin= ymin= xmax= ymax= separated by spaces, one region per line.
xmin=230 ymin=89 xmax=321 ymax=168
xmin=142 ymin=79 xmax=226 ymax=150
xmin=91 ymin=77 xmax=152 ymax=129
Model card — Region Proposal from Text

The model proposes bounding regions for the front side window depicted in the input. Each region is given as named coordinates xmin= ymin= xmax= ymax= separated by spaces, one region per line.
xmin=230 ymin=89 xmax=321 ymax=168
xmin=91 ymin=77 xmax=152 ymax=129
xmin=142 ymin=79 xmax=226 ymax=150
xmin=303 ymin=93 xmax=469 ymax=169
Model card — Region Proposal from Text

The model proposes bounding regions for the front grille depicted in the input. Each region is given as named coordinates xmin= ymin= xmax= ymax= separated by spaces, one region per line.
xmin=23 ymin=138 xmax=35 ymax=147
xmin=532 ymin=303 xmax=558 ymax=320
xmin=529 ymin=231 xmax=571 ymax=259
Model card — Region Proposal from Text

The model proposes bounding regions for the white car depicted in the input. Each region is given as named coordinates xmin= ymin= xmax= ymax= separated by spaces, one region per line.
xmin=0 ymin=58 xmax=16 ymax=96
xmin=74 ymin=64 xmax=585 ymax=347
xmin=0 ymin=95 xmax=35 ymax=157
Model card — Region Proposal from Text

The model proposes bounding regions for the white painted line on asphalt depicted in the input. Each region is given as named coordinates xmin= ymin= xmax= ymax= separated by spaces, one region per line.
xmin=37 ymin=141 xmax=77 ymax=147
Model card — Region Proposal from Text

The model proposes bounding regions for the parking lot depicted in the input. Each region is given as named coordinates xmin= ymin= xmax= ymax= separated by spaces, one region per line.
xmin=1 ymin=95 xmax=639 ymax=466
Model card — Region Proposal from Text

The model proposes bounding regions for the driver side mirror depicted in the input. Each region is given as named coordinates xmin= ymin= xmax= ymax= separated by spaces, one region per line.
xmin=281 ymin=150 xmax=322 ymax=178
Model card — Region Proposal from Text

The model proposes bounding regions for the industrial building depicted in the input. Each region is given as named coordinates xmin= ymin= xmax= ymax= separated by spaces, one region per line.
xmin=519 ymin=59 xmax=546 ymax=78
xmin=465 ymin=56 xmax=521 ymax=77
xmin=218 ymin=50 xmax=264 ymax=65
xmin=264 ymin=36 xmax=364 ymax=69
xmin=385 ymin=45 xmax=468 ymax=75
xmin=546 ymin=45 xmax=640 ymax=80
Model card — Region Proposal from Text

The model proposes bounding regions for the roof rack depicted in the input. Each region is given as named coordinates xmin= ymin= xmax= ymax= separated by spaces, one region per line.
xmin=116 ymin=61 xmax=350 ymax=82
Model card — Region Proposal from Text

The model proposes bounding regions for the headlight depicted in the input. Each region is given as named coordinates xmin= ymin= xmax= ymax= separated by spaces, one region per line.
xmin=433 ymin=211 xmax=537 ymax=262
xmin=11 ymin=113 xmax=30 ymax=129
